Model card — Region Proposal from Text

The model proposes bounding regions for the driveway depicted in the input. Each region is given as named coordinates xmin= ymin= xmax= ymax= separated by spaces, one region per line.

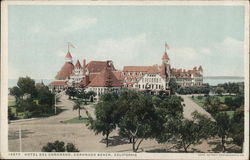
xmin=8 ymin=93 xmax=162 ymax=152
xmin=180 ymin=95 xmax=213 ymax=120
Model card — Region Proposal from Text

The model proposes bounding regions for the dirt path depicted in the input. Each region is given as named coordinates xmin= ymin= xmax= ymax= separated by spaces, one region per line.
xmin=8 ymin=93 xmax=162 ymax=152
xmin=8 ymin=93 xmax=221 ymax=152
xmin=181 ymin=95 xmax=213 ymax=120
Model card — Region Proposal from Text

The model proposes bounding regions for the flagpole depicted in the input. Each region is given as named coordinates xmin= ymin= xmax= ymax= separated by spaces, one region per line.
xmin=165 ymin=42 xmax=166 ymax=53
xmin=68 ymin=42 xmax=69 ymax=52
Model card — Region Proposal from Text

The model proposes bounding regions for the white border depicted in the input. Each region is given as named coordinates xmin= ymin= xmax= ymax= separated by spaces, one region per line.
xmin=1 ymin=1 xmax=249 ymax=159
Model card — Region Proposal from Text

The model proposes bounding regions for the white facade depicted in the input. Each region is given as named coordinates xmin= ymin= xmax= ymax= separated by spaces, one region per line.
xmin=133 ymin=73 xmax=166 ymax=91
xmin=86 ymin=87 xmax=120 ymax=99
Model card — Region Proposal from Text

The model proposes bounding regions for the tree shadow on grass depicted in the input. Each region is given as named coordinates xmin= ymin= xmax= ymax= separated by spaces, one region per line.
xmin=8 ymin=129 xmax=34 ymax=140
xmin=207 ymin=139 xmax=242 ymax=153
xmin=32 ymin=108 xmax=67 ymax=118
xmin=99 ymin=135 xmax=130 ymax=147
xmin=146 ymin=143 xmax=204 ymax=153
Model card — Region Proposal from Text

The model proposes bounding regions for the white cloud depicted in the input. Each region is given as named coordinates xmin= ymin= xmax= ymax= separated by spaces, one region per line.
xmin=60 ymin=17 xmax=97 ymax=34
xmin=199 ymin=48 xmax=211 ymax=55
xmin=30 ymin=17 xmax=97 ymax=35
xmin=206 ymin=37 xmax=244 ymax=77
xmin=80 ymin=34 xmax=148 ymax=70
xmin=213 ymin=37 xmax=244 ymax=56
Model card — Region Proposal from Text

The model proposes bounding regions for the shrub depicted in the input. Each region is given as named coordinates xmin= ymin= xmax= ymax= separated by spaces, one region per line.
xmin=42 ymin=140 xmax=79 ymax=152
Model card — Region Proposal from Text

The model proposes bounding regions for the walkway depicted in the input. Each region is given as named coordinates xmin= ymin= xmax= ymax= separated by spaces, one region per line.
xmin=8 ymin=93 xmax=162 ymax=152
xmin=181 ymin=95 xmax=213 ymax=120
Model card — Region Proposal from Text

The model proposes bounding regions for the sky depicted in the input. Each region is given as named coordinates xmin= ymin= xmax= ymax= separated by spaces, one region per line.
xmin=8 ymin=5 xmax=246 ymax=79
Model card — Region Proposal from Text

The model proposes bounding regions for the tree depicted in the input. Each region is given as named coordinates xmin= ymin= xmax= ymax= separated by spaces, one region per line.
xmin=36 ymin=85 xmax=55 ymax=106
xmin=155 ymin=95 xmax=214 ymax=152
xmin=73 ymin=100 xmax=84 ymax=119
xmin=76 ymin=89 xmax=89 ymax=104
xmin=87 ymin=91 xmax=96 ymax=102
xmin=66 ymin=143 xmax=80 ymax=152
xmin=230 ymin=110 xmax=244 ymax=151
xmin=8 ymin=107 xmax=15 ymax=120
xmin=87 ymin=93 xmax=118 ymax=147
xmin=42 ymin=140 xmax=79 ymax=152
xmin=204 ymin=96 xmax=220 ymax=115
xmin=9 ymin=86 xmax=23 ymax=101
xmin=17 ymin=76 xmax=37 ymax=98
xmin=214 ymin=112 xmax=231 ymax=152
xmin=169 ymin=78 xmax=178 ymax=95
xmin=66 ymin=87 xmax=77 ymax=99
xmin=115 ymin=90 xmax=159 ymax=152
xmin=214 ymin=87 xmax=225 ymax=96
xmin=175 ymin=113 xmax=215 ymax=152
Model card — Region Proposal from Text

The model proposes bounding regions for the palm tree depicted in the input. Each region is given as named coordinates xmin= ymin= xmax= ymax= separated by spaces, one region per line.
xmin=73 ymin=100 xmax=83 ymax=119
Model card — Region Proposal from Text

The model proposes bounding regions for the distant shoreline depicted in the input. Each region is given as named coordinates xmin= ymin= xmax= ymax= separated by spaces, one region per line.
xmin=204 ymin=76 xmax=244 ymax=79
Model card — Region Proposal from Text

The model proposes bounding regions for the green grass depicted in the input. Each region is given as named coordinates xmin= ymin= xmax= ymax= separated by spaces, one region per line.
xmin=8 ymin=100 xmax=16 ymax=107
xmin=190 ymin=95 xmax=235 ymax=107
xmin=190 ymin=97 xmax=206 ymax=108
xmin=63 ymin=117 xmax=89 ymax=123
xmin=224 ymin=111 xmax=235 ymax=119
xmin=217 ymin=96 xmax=234 ymax=103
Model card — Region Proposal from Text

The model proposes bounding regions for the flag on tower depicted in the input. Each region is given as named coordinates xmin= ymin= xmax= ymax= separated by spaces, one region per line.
xmin=68 ymin=42 xmax=75 ymax=48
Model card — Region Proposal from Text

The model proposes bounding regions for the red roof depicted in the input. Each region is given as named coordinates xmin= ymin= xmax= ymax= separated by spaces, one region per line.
xmin=75 ymin=60 xmax=82 ymax=68
xmin=162 ymin=52 xmax=169 ymax=60
xmin=87 ymin=67 xmax=122 ymax=87
xmin=49 ymin=81 xmax=67 ymax=86
xmin=86 ymin=61 xmax=116 ymax=73
xmin=147 ymin=66 xmax=160 ymax=74
xmin=55 ymin=62 xmax=74 ymax=80
xmin=123 ymin=66 xmax=151 ymax=72
xmin=65 ymin=52 xmax=72 ymax=59
xmin=112 ymin=71 xmax=122 ymax=80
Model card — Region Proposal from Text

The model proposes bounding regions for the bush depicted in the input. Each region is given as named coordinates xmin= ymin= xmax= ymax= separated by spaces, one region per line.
xmin=23 ymin=111 xmax=32 ymax=119
xmin=197 ymin=96 xmax=203 ymax=100
xmin=177 ymin=86 xmax=210 ymax=95
xmin=8 ymin=107 xmax=15 ymax=120
xmin=218 ymin=104 xmax=230 ymax=111
xmin=42 ymin=140 xmax=79 ymax=152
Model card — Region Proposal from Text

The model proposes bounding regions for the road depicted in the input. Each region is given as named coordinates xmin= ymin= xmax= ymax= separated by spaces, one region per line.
xmin=8 ymin=93 xmax=214 ymax=152
xmin=181 ymin=95 xmax=214 ymax=120
xmin=8 ymin=93 xmax=162 ymax=152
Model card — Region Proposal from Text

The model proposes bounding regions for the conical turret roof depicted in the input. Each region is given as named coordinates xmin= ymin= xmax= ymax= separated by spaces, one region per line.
xmin=162 ymin=52 xmax=170 ymax=60
xmin=65 ymin=52 xmax=72 ymax=59
xmin=75 ymin=60 xmax=82 ymax=68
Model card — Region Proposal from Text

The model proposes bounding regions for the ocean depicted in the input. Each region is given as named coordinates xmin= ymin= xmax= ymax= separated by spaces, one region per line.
xmin=7 ymin=77 xmax=244 ymax=88
xmin=203 ymin=77 xmax=244 ymax=86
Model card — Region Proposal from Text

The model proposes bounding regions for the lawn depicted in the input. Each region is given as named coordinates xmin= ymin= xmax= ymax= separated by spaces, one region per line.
xmin=190 ymin=95 xmax=235 ymax=108
xmin=190 ymin=96 xmax=236 ymax=118
xmin=63 ymin=117 xmax=89 ymax=123
xmin=8 ymin=100 xmax=16 ymax=107
xmin=224 ymin=111 xmax=235 ymax=119
xmin=190 ymin=97 xmax=205 ymax=108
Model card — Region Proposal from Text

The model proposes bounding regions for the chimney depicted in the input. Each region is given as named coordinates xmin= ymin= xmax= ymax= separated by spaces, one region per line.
xmin=84 ymin=75 xmax=90 ymax=86
xmin=107 ymin=60 xmax=112 ymax=68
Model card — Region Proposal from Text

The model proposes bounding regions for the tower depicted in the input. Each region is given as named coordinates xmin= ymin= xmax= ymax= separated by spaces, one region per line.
xmin=65 ymin=52 xmax=73 ymax=63
xmin=161 ymin=46 xmax=171 ymax=89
